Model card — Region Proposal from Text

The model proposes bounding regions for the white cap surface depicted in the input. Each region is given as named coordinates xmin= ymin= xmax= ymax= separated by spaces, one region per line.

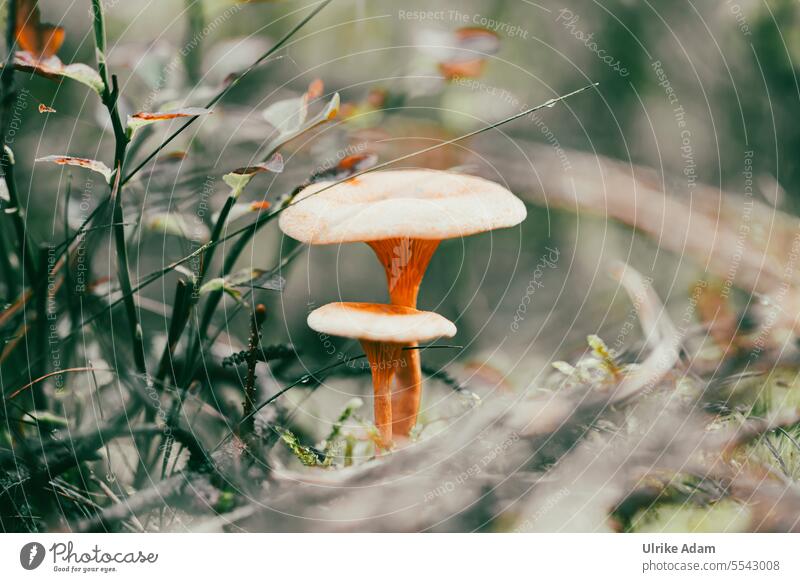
xmin=307 ymin=302 xmax=457 ymax=343
xmin=279 ymin=169 xmax=526 ymax=243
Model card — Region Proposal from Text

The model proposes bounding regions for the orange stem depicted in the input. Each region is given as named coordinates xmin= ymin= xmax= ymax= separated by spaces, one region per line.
xmin=360 ymin=340 xmax=402 ymax=449
xmin=367 ymin=238 xmax=440 ymax=436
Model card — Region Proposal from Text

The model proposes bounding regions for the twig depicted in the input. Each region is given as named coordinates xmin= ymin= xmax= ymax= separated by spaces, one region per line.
xmin=91 ymin=476 xmax=145 ymax=532
xmin=241 ymin=304 xmax=268 ymax=437
xmin=6 ymin=366 xmax=114 ymax=400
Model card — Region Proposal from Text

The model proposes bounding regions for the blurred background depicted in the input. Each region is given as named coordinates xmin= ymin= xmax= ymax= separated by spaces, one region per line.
xmin=12 ymin=0 xmax=797 ymax=366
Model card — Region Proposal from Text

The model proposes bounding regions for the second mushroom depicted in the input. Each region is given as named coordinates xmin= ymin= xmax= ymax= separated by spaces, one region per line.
xmin=307 ymin=302 xmax=456 ymax=448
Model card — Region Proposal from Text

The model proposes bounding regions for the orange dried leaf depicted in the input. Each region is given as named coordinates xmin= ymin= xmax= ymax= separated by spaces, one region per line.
xmin=454 ymin=27 xmax=500 ymax=53
xmin=310 ymin=152 xmax=377 ymax=182
xmin=15 ymin=0 xmax=65 ymax=59
xmin=38 ymin=103 xmax=56 ymax=113
xmin=12 ymin=51 xmax=104 ymax=94
xmin=36 ymin=155 xmax=113 ymax=182
xmin=439 ymin=59 xmax=486 ymax=80
xmin=129 ymin=108 xmax=211 ymax=122
xmin=126 ymin=107 xmax=212 ymax=136
xmin=307 ymin=78 xmax=324 ymax=100
xmin=435 ymin=27 xmax=499 ymax=81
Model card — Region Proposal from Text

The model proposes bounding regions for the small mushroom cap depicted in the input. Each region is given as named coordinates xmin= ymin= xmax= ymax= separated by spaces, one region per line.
xmin=279 ymin=169 xmax=526 ymax=244
xmin=307 ymin=302 xmax=457 ymax=343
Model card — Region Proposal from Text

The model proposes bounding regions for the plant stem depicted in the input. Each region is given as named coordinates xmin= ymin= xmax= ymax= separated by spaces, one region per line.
xmin=1 ymin=147 xmax=38 ymax=286
xmin=91 ymin=0 xmax=148 ymax=384
xmin=241 ymin=304 xmax=267 ymax=437
xmin=1 ymin=1 xmax=37 ymax=287
xmin=183 ymin=0 xmax=205 ymax=86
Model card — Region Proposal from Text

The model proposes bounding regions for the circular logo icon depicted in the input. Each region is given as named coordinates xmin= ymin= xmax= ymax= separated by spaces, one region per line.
xmin=19 ymin=542 xmax=46 ymax=570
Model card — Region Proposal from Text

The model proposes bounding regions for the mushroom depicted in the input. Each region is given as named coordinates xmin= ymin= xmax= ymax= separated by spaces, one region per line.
xmin=307 ymin=302 xmax=456 ymax=448
xmin=281 ymin=169 xmax=526 ymax=436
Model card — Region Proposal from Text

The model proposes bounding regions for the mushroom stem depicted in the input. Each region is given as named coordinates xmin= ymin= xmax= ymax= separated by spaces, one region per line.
xmin=368 ymin=238 xmax=440 ymax=436
xmin=368 ymin=238 xmax=440 ymax=307
xmin=390 ymin=348 xmax=422 ymax=436
xmin=359 ymin=340 xmax=403 ymax=449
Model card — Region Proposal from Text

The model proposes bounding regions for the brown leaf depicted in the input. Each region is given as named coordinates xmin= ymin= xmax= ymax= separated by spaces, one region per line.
xmin=310 ymin=152 xmax=377 ymax=182
xmin=129 ymin=107 xmax=212 ymax=122
xmin=36 ymin=155 xmax=113 ymax=182
xmin=438 ymin=27 xmax=500 ymax=80
xmin=439 ymin=59 xmax=486 ymax=80
xmin=454 ymin=27 xmax=500 ymax=54
xmin=307 ymin=78 xmax=324 ymax=100
xmin=15 ymin=0 xmax=65 ymax=59
xmin=38 ymin=103 xmax=56 ymax=113
xmin=12 ymin=51 xmax=103 ymax=94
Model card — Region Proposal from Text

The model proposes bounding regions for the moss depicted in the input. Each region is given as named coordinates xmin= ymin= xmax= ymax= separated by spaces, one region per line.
xmin=277 ymin=427 xmax=321 ymax=467
xmin=630 ymin=500 xmax=751 ymax=533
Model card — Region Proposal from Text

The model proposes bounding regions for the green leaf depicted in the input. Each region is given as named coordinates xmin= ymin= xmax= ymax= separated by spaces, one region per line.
xmin=146 ymin=212 xmax=210 ymax=240
xmin=226 ymin=268 xmax=285 ymax=292
xmin=28 ymin=411 xmax=69 ymax=429
xmin=265 ymin=92 xmax=339 ymax=155
xmin=222 ymin=153 xmax=284 ymax=199
xmin=262 ymin=95 xmax=308 ymax=134
xmin=198 ymin=277 xmax=242 ymax=303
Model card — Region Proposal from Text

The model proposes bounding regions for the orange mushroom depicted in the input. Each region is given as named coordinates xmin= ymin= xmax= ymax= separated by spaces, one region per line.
xmin=281 ymin=169 xmax=526 ymax=436
xmin=307 ymin=302 xmax=456 ymax=448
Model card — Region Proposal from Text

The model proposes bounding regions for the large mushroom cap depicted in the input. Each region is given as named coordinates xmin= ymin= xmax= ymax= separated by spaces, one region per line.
xmin=307 ymin=302 xmax=457 ymax=343
xmin=279 ymin=169 xmax=526 ymax=243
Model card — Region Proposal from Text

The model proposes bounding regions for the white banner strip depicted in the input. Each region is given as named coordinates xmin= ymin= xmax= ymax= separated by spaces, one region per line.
xmin=2 ymin=533 xmax=799 ymax=580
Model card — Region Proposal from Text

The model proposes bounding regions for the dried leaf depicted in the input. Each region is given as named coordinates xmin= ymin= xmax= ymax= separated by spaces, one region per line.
xmin=126 ymin=107 xmax=212 ymax=137
xmin=307 ymin=78 xmax=324 ymax=100
xmin=213 ymin=200 xmax=272 ymax=223
xmin=12 ymin=51 xmax=104 ymax=94
xmin=38 ymin=103 xmax=56 ymax=113
xmin=15 ymin=0 xmax=65 ymax=59
xmin=36 ymin=155 xmax=113 ymax=183
xmin=454 ymin=27 xmax=501 ymax=54
xmin=418 ymin=27 xmax=500 ymax=80
xmin=310 ymin=152 xmax=377 ymax=183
